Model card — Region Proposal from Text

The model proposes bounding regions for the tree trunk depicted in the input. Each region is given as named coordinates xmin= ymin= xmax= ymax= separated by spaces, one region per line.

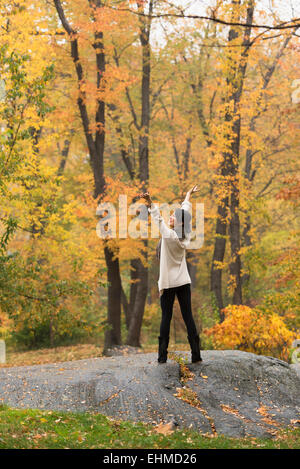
xmin=126 ymin=2 xmax=153 ymax=346
xmin=186 ymin=251 xmax=198 ymax=289
xmin=54 ymin=0 xmax=123 ymax=352
xmin=129 ymin=258 xmax=139 ymax=318
xmin=210 ymin=197 xmax=228 ymax=320
xmin=121 ymin=284 xmax=130 ymax=329
xmin=103 ymin=243 xmax=122 ymax=352
xmin=227 ymin=1 xmax=254 ymax=305
xmin=211 ymin=0 xmax=255 ymax=312
xmin=126 ymin=243 xmax=148 ymax=346
xmin=228 ymin=178 xmax=243 ymax=305
xmin=57 ymin=128 xmax=75 ymax=176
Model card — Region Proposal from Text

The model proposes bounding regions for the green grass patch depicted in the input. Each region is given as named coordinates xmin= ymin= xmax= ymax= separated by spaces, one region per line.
xmin=0 ymin=405 xmax=299 ymax=449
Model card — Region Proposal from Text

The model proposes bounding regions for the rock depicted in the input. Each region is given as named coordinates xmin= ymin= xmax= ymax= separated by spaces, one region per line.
xmin=0 ymin=350 xmax=299 ymax=438
xmin=290 ymin=364 xmax=300 ymax=378
xmin=103 ymin=345 xmax=143 ymax=357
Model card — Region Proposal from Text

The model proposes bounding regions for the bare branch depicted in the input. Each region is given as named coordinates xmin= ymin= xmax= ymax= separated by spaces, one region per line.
xmin=106 ymin=4 xmax=300 ymax=31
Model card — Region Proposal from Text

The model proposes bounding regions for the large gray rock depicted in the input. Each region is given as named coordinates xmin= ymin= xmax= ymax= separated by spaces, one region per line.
xmin=0 ymin=350 xmax=299 ymax=438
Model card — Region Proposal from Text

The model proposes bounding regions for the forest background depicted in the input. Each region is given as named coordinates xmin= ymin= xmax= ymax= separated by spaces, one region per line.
xmin=0 ymin=0 xmax=299 ymax=361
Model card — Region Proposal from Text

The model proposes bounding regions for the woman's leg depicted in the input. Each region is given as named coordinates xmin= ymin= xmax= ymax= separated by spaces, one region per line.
xmin=176 ymin=283 xmax=202 ymax=362
xmin=159 ymin=288 xmax=176 ymax=338
xmin=175 ymin=284 xmax=198 ymax=337
xmin=158 ymin=288 xmax=176 ymax=362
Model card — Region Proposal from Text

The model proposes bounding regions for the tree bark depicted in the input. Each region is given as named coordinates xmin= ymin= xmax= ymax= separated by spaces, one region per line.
xmin=103 ymin=243 xmax=122 ymax=351
xmin=121 ymin=283 xmax=130 ymax=329
xmin=126 ymin=242 xmax=148 ymax=346
xmin=211 ymin=195 xmax=229 ymax=319
xmin=57 ymin=129 xmax=75 ymax=176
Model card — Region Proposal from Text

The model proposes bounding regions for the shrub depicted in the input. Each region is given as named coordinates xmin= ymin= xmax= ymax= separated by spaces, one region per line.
xmin=205 ymin=304 xmax=295 ymax=360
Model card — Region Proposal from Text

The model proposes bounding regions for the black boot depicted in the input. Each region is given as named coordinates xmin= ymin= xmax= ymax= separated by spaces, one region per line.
xmin=187 ymin=334 xmax=202 ymax=363
xmin=158 ymin=336 xmax=169 ymax=363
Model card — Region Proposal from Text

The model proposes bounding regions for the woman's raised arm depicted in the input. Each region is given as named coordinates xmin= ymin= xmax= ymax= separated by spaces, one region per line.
xmin=181 ymin=185 xmax=199 ymax=211
xmin=137 ymin=192 xmax=176 ymax=239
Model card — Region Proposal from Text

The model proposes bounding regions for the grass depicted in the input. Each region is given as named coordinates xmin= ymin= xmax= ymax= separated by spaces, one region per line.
xmin=0 ymin=343 xmax=105 ymax=368
xmin=0 ymin=342 xmax=191 ymax=368
xmin=0 ymin=405 xmax=299 ymax=449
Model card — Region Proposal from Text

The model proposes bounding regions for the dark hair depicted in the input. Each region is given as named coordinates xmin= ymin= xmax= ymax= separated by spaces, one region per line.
xmin=174 ymin=208 xmax=192 ymax=241
xmin=156 ymin=208 xmax=191 ymax=260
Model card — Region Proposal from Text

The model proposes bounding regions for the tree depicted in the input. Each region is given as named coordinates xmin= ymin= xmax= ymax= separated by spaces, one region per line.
xmin=0 ymin=3 xmax=98 ymax=348
xmin=53 ymin=0 xmax=124 ymax=352
xmin=125 ymin=0 xmax=153 ymax=346
xmin=209 ymin=0 xmax=255 ymax=318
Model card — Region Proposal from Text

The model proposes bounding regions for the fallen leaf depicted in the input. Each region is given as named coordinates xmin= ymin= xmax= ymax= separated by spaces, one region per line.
xmin=153 ymin=421 xmax=175 ymax=435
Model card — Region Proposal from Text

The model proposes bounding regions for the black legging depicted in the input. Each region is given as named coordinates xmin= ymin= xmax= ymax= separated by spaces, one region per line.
xmin=159 ymin=283 xmax=198 ymax=339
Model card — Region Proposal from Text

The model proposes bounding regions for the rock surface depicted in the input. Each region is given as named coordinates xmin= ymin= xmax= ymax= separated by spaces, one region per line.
xmin=0 ymin=350 xmax=299 ymax=438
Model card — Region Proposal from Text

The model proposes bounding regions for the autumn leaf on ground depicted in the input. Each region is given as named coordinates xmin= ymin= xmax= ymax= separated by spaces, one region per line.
xmin=153 ymin=421 xmax=176 ymax=435
xmin=290 ymin=419 xmax=300 ymax=426
xmin=257 ymin=405 xmax=280 ymax=427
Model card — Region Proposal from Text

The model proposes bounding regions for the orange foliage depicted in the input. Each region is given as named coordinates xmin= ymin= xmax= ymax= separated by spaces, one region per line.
xmin=276 ymin=176 xmax=300 ymax=205
xmin=205 ymin=304 xmax=295 ymax=360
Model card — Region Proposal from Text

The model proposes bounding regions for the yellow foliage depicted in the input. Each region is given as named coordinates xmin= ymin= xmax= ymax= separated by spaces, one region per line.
xmin=0 ymin=310 xmax=12 ymax=340
xmin=205 ymin=304 xmax=295 ymax=361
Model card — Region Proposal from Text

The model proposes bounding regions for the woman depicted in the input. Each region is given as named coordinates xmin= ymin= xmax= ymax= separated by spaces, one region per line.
xmin=139 ymin=186 xmax=202 ymax=364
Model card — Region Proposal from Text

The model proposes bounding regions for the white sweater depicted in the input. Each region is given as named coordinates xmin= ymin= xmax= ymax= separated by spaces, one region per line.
xmin=148 ymin=199 xmax=192 ymax=297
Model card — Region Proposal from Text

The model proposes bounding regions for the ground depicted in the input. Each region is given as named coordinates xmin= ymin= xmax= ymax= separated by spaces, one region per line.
xmin=0 ymin=349 xmax=299 ymax=438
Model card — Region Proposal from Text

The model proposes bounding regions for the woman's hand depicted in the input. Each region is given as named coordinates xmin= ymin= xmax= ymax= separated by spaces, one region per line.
xmin=188 ymin=185 xmax=200 ymax=195
xmin=137 ymin=191 xmax=152 ymax=206
xmin=185 ymin=185 xmax=200 ymax=202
